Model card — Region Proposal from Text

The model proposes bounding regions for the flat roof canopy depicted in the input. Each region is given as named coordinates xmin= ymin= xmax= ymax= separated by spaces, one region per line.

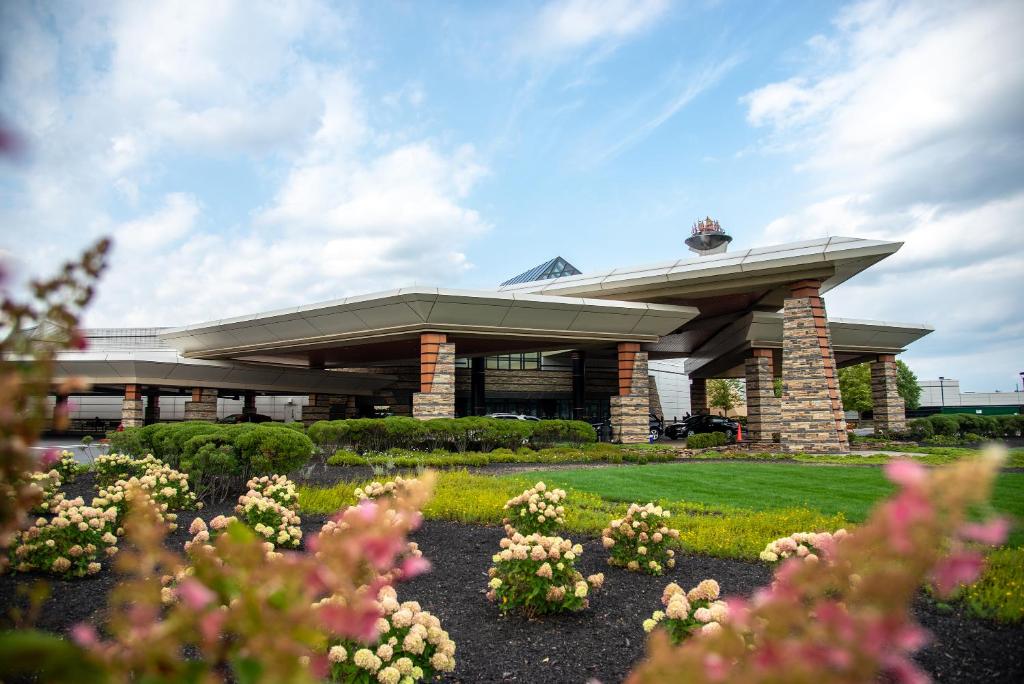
xmin=498 ymin=237 xmax=901 ymax=315
xmin=681 ymin=311 xmax=933 ymax=379
xmin=160 ymin=288 xmax=699 ymax=365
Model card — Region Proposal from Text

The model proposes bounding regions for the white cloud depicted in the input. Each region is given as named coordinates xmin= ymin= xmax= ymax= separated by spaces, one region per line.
xmin=744 ymin=0 xmax=1024 ymax=390
xmin=522 ymin=0 xmax=669 ymax=56
xmin=0 ymin=1 xmax=491 ymax=328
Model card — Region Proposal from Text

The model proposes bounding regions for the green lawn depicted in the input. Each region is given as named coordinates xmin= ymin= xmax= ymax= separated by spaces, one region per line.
xmin=512 ymin=462 xmax=1024 ymax=544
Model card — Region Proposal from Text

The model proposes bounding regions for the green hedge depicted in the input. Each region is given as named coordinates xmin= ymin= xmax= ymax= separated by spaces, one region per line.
xmin=685 ymin=432 xmax=728 ymax=449
xmin=905 ymin=413 xmax=1024 ymax=442
xmin=326 ymin=443 xmax=674 ymax=468
xmin=106 ymin=422 xmax=314 ymax=500
xmin=307 ymin=416 xmax=596 ymax=454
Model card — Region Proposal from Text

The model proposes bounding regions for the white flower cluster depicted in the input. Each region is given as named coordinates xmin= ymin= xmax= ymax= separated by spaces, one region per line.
xmin=602 ymin=502 xmax=680 ymax=575
xmin=323 ymin=585 xmax=456 ymax=683
xmin=92 ymin=461 xmax=198 ymax=531
xmin=354 ymin=475 xmax=418 ymax=502
xmin=502 ymin=481 xmax=567 ymax=536
xmin=93 ymin=453 xmax=164 ymax=485
xmin=26 ymin=469 xmax=64 ymax=514
xmin=758 ymin=529 xmax=848 ymax=563
xmin=54 ymin=450 xmax=83 ymax=481
xmin=486 ymin=531 xmax=603 ymax=615
xmin=235 ymin=487 xmax=302 ymax=549
xmin=10 ymin=497 xmax=119 ymax=577
xmin=243 ymin=474 xmax=299 ymax=509
xmin=643 ymin=580 xmax=729 ymax=642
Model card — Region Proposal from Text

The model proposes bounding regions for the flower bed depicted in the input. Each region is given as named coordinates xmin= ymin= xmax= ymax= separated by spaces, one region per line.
xmin=9 ymin=497 xmax=118 ymax=577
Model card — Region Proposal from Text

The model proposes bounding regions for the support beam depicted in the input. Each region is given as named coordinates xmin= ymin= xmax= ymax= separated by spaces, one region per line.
xmin=745 ymin=349 xmax=780 ymax=444
xmin=871 ymin=354 xmax=906 ymax=435
xmin=122 ymin=384 xmax=145 ymax=428
xmin=470 ymin=356 xmax=486 ymax=416
xmin=53 ymin=394 xmax=70 ymax=433
xmin=689 ymin=377 xmax=707 ymax=415
xmin=242 ymin=390 xmax=257 ymax=415
xmin=610 ymin=342 xmax=650 ymax=443
xmin=183 ymin=388 xmax=218 ymax=422
xmin=412 ymin=333 xmax=455 ymax=419
xmin=780 ymin=280 xmax=848 ymax=453
xmin=144 ymin=389 xmax=160 ymax=425
xmin=570 ymin=351 xmax=586 ymax=420
xmin=302 ymin=394 xmax=331 ymax=426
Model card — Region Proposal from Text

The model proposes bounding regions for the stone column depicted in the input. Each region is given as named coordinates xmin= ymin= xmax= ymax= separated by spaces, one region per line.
xmin=184 ymin=388 xmax=218 ymax=422
xmin=412 ymin=333 xmax=455 ymax=419
xmin=745 ymin=349 xmax=780 ymax=444
xmin=871 ymin=354 xmax=906 ymax=434
xmin=302 ymin=394 xmax=332 ymax=426
xmin=610 ymin=342 xmax=650 ymax=444
xmin=242 ymin=390 xmax=257 ymax=416
xmin=690 ymin=377 xmax=708 ymax=414
xmin=780 ymin=280 xmax=848 ymax=453
xmin=144 ymin=389 xmax=160 ymax=425
xmin=122 ymin=384 xmax=145 ymax=428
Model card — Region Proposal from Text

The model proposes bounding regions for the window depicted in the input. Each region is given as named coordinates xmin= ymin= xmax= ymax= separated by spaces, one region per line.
xmin=485 ymin=352 xmax=541 ymax=371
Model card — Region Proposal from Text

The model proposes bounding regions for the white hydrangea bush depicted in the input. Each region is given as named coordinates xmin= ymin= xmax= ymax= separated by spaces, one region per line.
xmin=27 ymin=469 xmax=64 ymax=514
xmin=758 ymin=529 xmax=848 ymax=563
xmin=602 ymin=502 xmax=680 ymax=575
xmin=486 ymin=531 xmax=604 ymax=616
xmin=53 ymin=449 xmax=84 ymax=482
xmin=354 ymin=475 xmax=419 ymax=502
xmin=235 ymin=490 xmax=302 ymax=549
xmin=244 ymin=474 xmax=299 ymax=510
xmin=323 ymin=585 xmax=456 ymax=684
xmin=642 ymin=579 xmax=729 ymax=644
xmin=501 ymin=481 xmax=567 ymax=536
xmin=93 ymin=453 xmax=165 ymax=486
xmin=9 ymin=497 xmax=119 ymax=577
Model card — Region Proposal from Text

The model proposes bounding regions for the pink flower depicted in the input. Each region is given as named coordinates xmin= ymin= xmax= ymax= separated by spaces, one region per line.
xmin=177 ymin=578 xmax=217 ymax=610
xmin=71 ymin=623 xmax=98 ymax=647
xmin=959 ymin=518 xmax=1010 ymax=546
xmin=400 ymin=555 xmax=432 ymax=579
xmin=199 ymin=610 xmax=226 ymax=644
xmin=931 ymin=551 xmax=984 ymax=595
xmin=319 ymin=604 xmax=381 ymax=642
xmin=884 ymin=460 xmax=926 ymax=488
xmin=40 ymin=448 xmax=60 ymax=468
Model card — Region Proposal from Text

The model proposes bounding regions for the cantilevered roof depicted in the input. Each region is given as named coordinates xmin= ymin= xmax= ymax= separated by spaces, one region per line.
xmin=500 ymin=256 xmax=582 ymax=287
xmin=496 ymin=237 xmax=902 ymax=311
xmin=160 ymin=287 xmax=699 ymax=363
xmin=680 ymin=311 xmax=933 ymax=379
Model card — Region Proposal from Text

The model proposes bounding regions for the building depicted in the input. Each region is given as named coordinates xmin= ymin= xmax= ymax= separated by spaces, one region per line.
xmin=915 ymin=379 xmax=1023 ymax=416
xmin=48 ymin=233 xmax=933 ymax=453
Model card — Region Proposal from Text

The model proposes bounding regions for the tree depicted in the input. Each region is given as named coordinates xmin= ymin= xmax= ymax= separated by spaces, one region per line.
xmin=837 ymin=360 xmax=923 ymax=413
xmin=707 ymin=379 xmax=743 ymax=415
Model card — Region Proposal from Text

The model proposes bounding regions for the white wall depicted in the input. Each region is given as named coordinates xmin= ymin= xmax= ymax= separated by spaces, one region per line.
xmin=919 ymin=379 xmax=1023 ymax=409
xmin=50 ymin=395 xmax=310 ymax=422
xmin=649 ymin=359 xmax=691 ymax=421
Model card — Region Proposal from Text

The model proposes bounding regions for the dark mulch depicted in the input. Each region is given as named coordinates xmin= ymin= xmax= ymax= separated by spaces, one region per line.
xmin=2 ymin=476 xmax=1023 ymax=683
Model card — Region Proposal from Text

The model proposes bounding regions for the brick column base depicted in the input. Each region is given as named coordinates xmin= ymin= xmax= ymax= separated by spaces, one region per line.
xmin=413 ymin=342 xmax=455 ymax=419
xmin=745 ymin=350 xmax=780 ymax=443
xmin=871 ymin=354 xmax=906 ymax=434
xmin=302 ymin=394 xmax=332 ymax=426
xmin=184 ymin=388 xmax=218 ymax=422
xmin=611 ymin=347 xmax=650 ymax=443
xmin=122 ymin=399 xmax=144 ymax=428
xmin=780 ymin=282 xmax=848 ymax=453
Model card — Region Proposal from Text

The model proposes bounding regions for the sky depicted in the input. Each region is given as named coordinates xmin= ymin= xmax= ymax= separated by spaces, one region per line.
xmin=0 ymin=0 xmax=1021 ymax=392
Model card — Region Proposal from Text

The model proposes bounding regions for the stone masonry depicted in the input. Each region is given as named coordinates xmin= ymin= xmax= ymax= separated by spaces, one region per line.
xmin=121 ymin=384 xmax=145 ymax=428
xmin=610 ymin=343 xmax=650 ymax=444
xmin=745 ymin=349 xmax=780 ymax=444
xmin=412 ymin=333 xmax=455 ymax=419
xmin=690 ymin=377 xmax=708 ymax=414
xmin=183 ymin=388 xmax=218 ymax=422
xmin=871 ymin=354 xmax=906 ymax=434
xmin=780 ymin=280 xmax=848 ymax=453
xmin=302 ymin=393 xmax=332 ymax=426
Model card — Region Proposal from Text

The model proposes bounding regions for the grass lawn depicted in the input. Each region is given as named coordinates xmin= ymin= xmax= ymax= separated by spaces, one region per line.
xmin=514 ymin=462 xmax=1024 ymax=544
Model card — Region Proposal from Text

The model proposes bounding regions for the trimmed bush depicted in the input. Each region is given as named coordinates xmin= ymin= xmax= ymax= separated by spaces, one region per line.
xmin=685 ymin=432 xmax=728 ymax=449
xmin=906 ymin=418 xmax=934 ymax=441
xmin=927 ymin=414 xmax=960 ymax=438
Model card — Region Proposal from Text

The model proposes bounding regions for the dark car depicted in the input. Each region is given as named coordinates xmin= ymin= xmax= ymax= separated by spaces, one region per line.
xmin=218 ymin=413 xmax=272 ymax=424
xmin=665 ymin=414 xmax=739 ymax=441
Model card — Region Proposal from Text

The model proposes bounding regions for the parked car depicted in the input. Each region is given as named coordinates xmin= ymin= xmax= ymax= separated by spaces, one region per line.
xmin=218 ymin=413 xmax=272 ymax=424
xmin=665 ymin=414 xmax=739 ymax=441
xmin=589 ymin=414 xmax=664 ymax=441
xmin=485 ymin=413 xmax=541 ymax=421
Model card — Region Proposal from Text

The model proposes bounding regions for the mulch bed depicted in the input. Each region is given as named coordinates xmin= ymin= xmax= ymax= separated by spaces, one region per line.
xmin=2 ymin=475 xmax=1023 ymax=683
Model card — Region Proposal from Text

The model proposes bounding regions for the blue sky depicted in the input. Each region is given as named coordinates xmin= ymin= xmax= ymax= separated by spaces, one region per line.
xmin=1 ymin=0 xmax=1022 ymax=392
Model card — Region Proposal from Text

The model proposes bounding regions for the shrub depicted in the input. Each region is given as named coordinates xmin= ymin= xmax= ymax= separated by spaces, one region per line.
xmin=685 ymin=432 xmax=727 ymax=449
xmin=530 ymin=420 xmax=597 ymax=448
xmin=234 ymin=489 xmax=302 ymax=549
xmin=758 ymin=529 xmax=849 ymax=563
xmin=959 ymin=547 xmax=1024 ymax=623
xmin=328 ymin=449 xmax=366 ymax=466
xmin=486 ymin=531 xmax=603 ymax=616
xmin=9 ymin=497 xmax=118 ymax=577
xmin=94 ymin=453 xmax=165 ymax=486
xmin=355 ymin=475 xmax=419 ymax=501
xmin=26 ymin=470 xmax=63 ymax=514
xmin=923 ymin=434 xmax=962 ymax=447
xmin=323 ymin=585 xmax=456 ymax=682
xmin=602 ymin=502 xmax=680 ymax=575
xmin=502 ymin=481 xmax=566 ymax=536
xmin=642 ymin=580 xmax=729 ymax=643
xmin=927 ymin=414 xmax=960 ymax=437
xmin=243 ymin=474 xmax=299 ymax=510
xmin=105 ymin=427 xmax=145 ymax=458
xmin=53 ymin=450 xmax=84 ymax=482
xmin=906 ymin=417 xmax=934 ymax=441
xmin=92 ymin=471 xmax=197 ymax=533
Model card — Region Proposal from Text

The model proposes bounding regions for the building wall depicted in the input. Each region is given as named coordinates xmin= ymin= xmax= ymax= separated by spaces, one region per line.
xmin=919 ymin=379 xmax=1023 ymax=410
xmin=649 ymin=359 xmax=691 ymax=421
xmin=50 ymin=395 xmax=310 ymax=424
